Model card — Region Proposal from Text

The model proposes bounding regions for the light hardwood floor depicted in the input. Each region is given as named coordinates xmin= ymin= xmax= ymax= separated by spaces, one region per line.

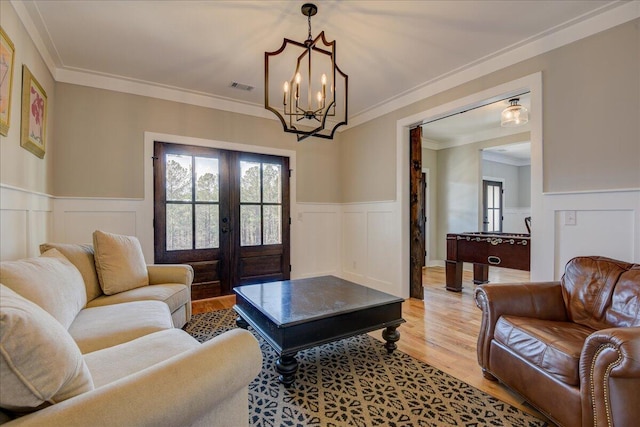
xmin=191 ymin=266 xmax=551 ymax=423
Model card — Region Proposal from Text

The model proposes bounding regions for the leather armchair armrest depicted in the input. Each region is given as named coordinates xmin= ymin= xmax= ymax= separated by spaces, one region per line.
xmin=5 ymin=329 xmax=262 ymax=427
xmin=474 ymin=281 xmax=567 ymax=375
xmin=580 ymin=327 xmax=640 ymax=427
xmin=147 ymin=264 xmax=194 ymax=287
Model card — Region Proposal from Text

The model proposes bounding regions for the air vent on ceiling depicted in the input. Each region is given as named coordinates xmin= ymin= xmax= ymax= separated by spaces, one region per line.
xmin=230 ymin=82 xmax=254 ymax=91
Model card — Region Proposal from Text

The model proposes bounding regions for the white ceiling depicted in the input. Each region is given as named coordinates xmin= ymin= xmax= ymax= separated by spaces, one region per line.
xmin=19 ymin=0 xmax=621 ymax=124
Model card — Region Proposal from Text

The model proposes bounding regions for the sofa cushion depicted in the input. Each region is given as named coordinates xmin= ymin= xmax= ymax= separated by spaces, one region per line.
xmin=86 ymin=283 xmax=189 ymax=316
xmin=494 ymin=315 xmax=594 ymax=386
xmin=39 ymin=242 xmax=102 ymax=302
xmin=0 ymin=285 xmax=94 ymax=412
xmin=0 ymin=249 xmax=87 ymax=329
xmin=68 ymin=300 xmax=174 ymax=353
xmin=93 ymin=230 xmax=149 ymax=295
xmin=84 ymin=329 xmax=199 ymax=388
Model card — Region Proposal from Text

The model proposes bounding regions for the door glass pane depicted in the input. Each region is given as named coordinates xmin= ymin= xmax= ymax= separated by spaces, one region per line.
xmin=487 ymin=186 xmax=494 ymax=209
xmin=493 ymin=186 xmax=500 ymax=208
xmin=240 ymin=161 xmax=261 ymax=203
xmin=195 ymin=204 xmax=219 ymax=249
xmin=166 ymin=154 xmax=192 ymax=201
xmin=262 ymin=163 xmax=281 ymax=203
xmin=263 ymin=205 xmax=281 ymax=245
xmin=166 ymin=204 xmax=192 ymax=250
xmin=488 ymin=210 xmax=494 ymax=232
xmin=195 ymin=157 xmax=219 ymax=202
xmin=240 ymin=205 xmax=261 ymax=246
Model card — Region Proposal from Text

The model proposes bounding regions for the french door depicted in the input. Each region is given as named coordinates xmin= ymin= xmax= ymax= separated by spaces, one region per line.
xmin=153 ymin=142 xmax=290 ymax=299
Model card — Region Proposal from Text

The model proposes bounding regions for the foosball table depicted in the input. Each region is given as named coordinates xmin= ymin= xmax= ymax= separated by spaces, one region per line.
xmin=445 ymin=232 xmax=530 ymax=291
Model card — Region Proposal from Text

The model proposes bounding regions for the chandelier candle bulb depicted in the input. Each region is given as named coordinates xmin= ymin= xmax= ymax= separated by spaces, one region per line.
xmin=295 ymin=73 xmax=301 ymax=100
xmin=322 ymin=74 xmax=326 ymax=99
xmin=283 ymin=81 xmax=289 ymax=105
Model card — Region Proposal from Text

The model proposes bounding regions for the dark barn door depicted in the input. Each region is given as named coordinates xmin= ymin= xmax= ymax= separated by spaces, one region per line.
xmin=154 ymin=142 xmax=290 ymax=299
xmin=409 ymin=126 xmax=425 ymax=299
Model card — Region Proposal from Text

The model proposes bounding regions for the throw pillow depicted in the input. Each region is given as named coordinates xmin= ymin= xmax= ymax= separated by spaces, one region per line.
xmin=39 ymin=242 xmax=102 ymax=302
xmin=0 ymin=249 xmax=87 ymax=329
xmin=93 ymin=230 xmax=149 ymax=295
xmin=0 ymin=285 xmax=94 ymax=412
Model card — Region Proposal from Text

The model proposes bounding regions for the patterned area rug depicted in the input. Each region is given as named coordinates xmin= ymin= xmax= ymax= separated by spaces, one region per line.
xmin=185 ymin=309 xmax=548 ymax=427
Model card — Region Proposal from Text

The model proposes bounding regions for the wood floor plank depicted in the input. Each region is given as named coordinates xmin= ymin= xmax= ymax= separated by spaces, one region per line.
xmin=191 ymin=266 xmax=551 ymax=423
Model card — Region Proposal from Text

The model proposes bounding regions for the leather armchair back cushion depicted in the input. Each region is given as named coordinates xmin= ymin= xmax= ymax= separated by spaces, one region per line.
xmin=561 ymin=256 xmax=637 ymax=330
xmin=605 ymin=266 xmax=640 ymax=327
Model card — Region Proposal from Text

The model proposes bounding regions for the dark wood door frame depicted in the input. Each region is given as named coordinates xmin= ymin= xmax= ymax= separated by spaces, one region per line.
xmin=153 ymin=142 xmax=290 ymax=299
xmin=409 ymin=126 xmax=425 ymax=299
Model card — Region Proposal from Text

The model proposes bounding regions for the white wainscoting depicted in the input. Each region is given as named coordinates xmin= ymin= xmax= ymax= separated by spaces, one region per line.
xmin=293 ymin=201 xmax=402 ymax=297
xmin=51 ymin=198 xmax=144 ymax=248
xmin=0 ymin=185 xmax=403 ymax=297
xmin=293 ymin=203 xmax=342 ymax=279
xmin=0 ymin=185 xmax=53 ymax=260
xmin=341 ymin=202 xmax=400 ymax=295
xmin=5 ymin=182 xmax=636 ymax=297
xmin=539 ymin=189 xmax=640 ymax=279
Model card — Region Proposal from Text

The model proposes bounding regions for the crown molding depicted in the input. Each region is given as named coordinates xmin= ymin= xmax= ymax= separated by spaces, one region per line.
xmin=55 ymin=67 xmax=274 ymax=120
xmin=347 ymin=0 xmax=639 ymax=128
xmin=12 ymin=1 xmax=640 ymax=128
xmin=10 ymin=0 xmax=57 ymax=75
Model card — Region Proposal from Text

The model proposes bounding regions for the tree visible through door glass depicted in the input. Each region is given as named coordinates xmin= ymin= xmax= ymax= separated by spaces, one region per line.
xmin=165 ymin=154 xmax=221 ymax=251
xmin=239 ymin=161 xmax=282 ymax=246
xmin=166 ymin=154 xmax=192 ymax=250
xmin=195 ymin=157 xmax=219 ymax=249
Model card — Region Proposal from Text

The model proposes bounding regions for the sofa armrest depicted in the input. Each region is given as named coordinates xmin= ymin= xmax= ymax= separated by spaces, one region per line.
xmin=474 ymin=281 xmax=567 ymax=375
xmin=5 ymin=329 xmax=262 ymax=427
xmin=580 ymin=327 xmax=640 ymax=427
xmin=147 ymin=264 xmax=194 ymax=287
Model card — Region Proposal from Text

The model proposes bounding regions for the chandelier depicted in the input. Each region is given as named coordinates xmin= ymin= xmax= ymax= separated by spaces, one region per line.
xmin=501 ymin=98 xmax=529 ymax=127
xmin=264 ymin=3 xmax=348 ymax=141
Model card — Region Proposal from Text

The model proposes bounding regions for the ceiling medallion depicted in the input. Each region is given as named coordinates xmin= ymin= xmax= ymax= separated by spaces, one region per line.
xmin=264 ymin=3 xmax=348 ymax=141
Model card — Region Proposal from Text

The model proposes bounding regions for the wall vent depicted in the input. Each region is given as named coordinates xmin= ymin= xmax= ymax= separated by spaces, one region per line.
xmin=230 ymin=82 xmax=254 ymax=91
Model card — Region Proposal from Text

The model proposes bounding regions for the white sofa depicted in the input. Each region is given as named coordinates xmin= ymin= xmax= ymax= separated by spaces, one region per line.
xmin=0 ymin=232 xmax=262 ymax=426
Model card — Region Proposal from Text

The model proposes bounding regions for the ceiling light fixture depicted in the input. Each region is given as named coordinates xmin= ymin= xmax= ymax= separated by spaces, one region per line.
xmin=264 ymin=3 xmax=348 ymax=141
xmin=501 ymin=98 xmax=529 ymax=127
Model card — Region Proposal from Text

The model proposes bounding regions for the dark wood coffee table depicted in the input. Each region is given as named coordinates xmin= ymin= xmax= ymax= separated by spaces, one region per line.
xmin=233 ymin=276 xmax=405 ymax=386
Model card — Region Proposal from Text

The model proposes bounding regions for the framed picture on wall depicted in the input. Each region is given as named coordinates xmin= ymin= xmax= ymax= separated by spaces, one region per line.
xmin=0 ymin=26 xmax=16 ymax=137
xmin=20 ymin=65 xmax=47 ymax=158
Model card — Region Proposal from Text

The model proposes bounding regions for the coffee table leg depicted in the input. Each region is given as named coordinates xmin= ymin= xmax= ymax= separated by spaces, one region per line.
xmin=276 ymin=353 xmax=298 ymax=387
xmin=382 ymin=326 xmax=400 ymax=354
xmin=236 ymin=316 xmax=249 ymax=329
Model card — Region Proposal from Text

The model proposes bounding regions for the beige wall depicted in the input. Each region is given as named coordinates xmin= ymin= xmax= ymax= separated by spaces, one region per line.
xmin=340 ymin=18 xmax=640 ymax=202
xmin=3 ymin=10 xmax=638 ymax=206
xmin=0 ymin=2 xmax=55 ymax=194
xmin=52 ymin=84 xmax=342 ymax=203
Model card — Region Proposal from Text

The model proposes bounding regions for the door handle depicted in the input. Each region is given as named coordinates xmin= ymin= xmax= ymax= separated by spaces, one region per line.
xmin=221 ymin=217 xmax=230 ymax=233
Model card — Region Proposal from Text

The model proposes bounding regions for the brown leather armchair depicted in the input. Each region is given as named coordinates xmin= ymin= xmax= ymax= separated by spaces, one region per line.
xmin=474 ymin=256 xmax=640 ymax=427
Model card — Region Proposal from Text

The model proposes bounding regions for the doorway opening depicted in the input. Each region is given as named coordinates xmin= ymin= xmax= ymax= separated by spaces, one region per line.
xmin=402 ymin=73 xmax=542 ymax=299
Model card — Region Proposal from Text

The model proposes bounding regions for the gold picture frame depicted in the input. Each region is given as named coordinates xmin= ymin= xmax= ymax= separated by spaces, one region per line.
xmin=0 ymin=26 xmax=16 ymax=136
xmin=20 ymin=65 xmax=47 ymax=158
